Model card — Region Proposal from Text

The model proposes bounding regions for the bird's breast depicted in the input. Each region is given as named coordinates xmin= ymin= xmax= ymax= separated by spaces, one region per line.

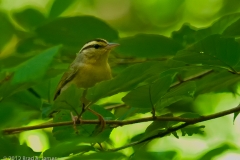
xmin=72 ymin=63 xmax=112 ymax=88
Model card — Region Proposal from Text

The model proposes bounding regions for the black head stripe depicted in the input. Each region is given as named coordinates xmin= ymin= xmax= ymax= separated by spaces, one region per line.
xmin=81 ymin=44 xmax=102 ymax=51
xmin=94 ymin=38 xmax=108 ymax=43
xmin=85 ymin=38 xmax=108 ymax=45
xmin=81 ymin=39 xmax=108 ymax=51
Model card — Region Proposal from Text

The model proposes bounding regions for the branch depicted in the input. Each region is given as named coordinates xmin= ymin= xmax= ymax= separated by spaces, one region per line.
xmin=104 ymin=104 xmax=126 ymax=110
xmin=3 ymin=104 xmax=240 ymax=136
xmin=108 ymin=104 xmax=240 ymax=151
xmin=170 ymin=69 xmax=213 ymax=88
xmin=2 ymin=116 xmax=191 ymax=134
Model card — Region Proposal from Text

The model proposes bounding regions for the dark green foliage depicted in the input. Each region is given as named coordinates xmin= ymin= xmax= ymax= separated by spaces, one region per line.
xmin=67 ymin=152 xmax=126 ymax=160
xmin=0 ymin=12 xmax=15 ymax=50
xmin=43 ymin=143 xmax=94 ymax=157
xmin=116 ymin=34 xmax=183 ymax=58
xmin=0 ymin=137 xmax=40 ymax=157
xmin=0 ymin=46 xmax=60 ymax=99
xmin=122 ymin=74 xmax=174 ymax=109
xmin=1 ymin=1 xmax=240 ymax=159
xmin=35 ymin=16 xmax=119 ymax=47
xmin=48 ymin=0 xmax=76 ymax=18
xmin=13 ymin=8 xmax=46 ymax=30
xmin=174 ymin=34 xmax=240 ymax=68
xmin=180 ymin=125 xmax=205 ymax=136
xmin=87 ymin=61 xmax=168 ymax=101
xmin=131 ymin=151 xmax=177 ymax=160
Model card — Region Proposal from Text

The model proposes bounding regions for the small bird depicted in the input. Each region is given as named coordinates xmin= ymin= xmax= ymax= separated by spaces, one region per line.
xmin=54 ymin=38 xmax=119 ymax=130
xmin=54 ymin=38 xmax=119 ymax=100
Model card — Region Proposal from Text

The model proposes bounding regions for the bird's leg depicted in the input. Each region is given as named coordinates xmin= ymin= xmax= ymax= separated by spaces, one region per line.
xmin=71 ymin=112 xmax=80 ymax=134
xmin=79 ymin=89 xmax=88 ymax=117
xmin=79 ymin=102 xmax=86 ymax=117
xmin=79 ymin=89 xmax=106 ymax=132
xmin=79 ymin=103 xmax=106 ymax=132
xmin=87 ymin=107 xmax=106 ymax=132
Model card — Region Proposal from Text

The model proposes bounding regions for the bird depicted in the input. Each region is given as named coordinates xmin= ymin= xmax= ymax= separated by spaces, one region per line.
xmin=54 ymin=38 xmax=119 ymax=130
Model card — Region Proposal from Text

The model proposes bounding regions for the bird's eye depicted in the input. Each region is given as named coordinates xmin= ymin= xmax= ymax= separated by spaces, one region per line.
xmin=94 ymin=44 xmax=100 ymax=49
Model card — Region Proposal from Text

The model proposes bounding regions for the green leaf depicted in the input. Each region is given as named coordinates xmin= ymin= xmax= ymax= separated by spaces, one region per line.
xmin=52 ymin=105 xmax=114 ymax=142
xmin=179 ymin=112 xmax=201 ymax=119
xmin=122 ymin=74 xmax=174 ymax=109
xmin=0 ymin=137 xmax=39 ymax=156
xmin=0 ymin=46 xmax=60 ymax=99
xmin=33 ymin=73 xmax=63 ymax=102
xmin=9 ymin=90 xmax=42 ymax=110
xmin=171 ymin=24 xmax=197 ymax=47
xmin=144 ymin=113 xmax=173 ymax=138
xmin=12 ymin=45 xmax=60 ymax=84
xmin=212 ymin=13 xmax=240 ymax=35
xmin=41 ymin=102 xmax=53 ymax=119
xmin=171 ymin=131 xmax=179 ymax=139
xmin=223 ymin=17 xmax=240 ymax=37
xmin=0 ymin=97 xmax=43 ymax=129
xmin=53 ymin=84 xmax=84 ymax=113
xmin=0 ymin=12 xmax=15 ymax=50
xmin=122 ymin=85 xmax=152 ymax=109
xmin=35 ymin=16 xmax=118 ymax=47
xmin=150 ymin=74 xmax=175 ymax=103
xmin=181 ymin=125 xmax=205 ymax=136
xmin=196 ymin=71 xmax=240 ymax=94
xmin=13 ymin=8 xmax=46 ymax=30
xmin=49 ymin=0 xmax=76 ymax=18
xmin=195 ymin=13 xmax=240 ymax=40
xmin=174 ymin=34 xmax=240 ymax=68
xmin=87 ymin=61 xmax=168 ymax=102
xmin=233 ymin=111 xmax=239 ymax=124
xmin=16 ymin=37 xmax=48 ymax=54
xmin=43 ymin=143 xmax=94 ymax=157
xmin=116 ymin=34 xmax=182 ymax=58
xmin=156 ymin=81 xmax=196 ymax=110
xmin=52 ymin=110 xmax=81 ymax=141
xmin=80 ymin=105 xmax=115 ymax=140
xmin=132 ymin=151 xmax=177 ymax=160
xmin=198 ymin=143 xmax=235 ymax=160
xmin=68 ymin=152 xmax=126 ymax=160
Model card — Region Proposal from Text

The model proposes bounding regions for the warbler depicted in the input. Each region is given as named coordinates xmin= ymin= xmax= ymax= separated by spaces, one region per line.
xmin=53 ymin=39 xmax=119 ymax=130
xmin=54 ymin=38 xmax=119 ymax=100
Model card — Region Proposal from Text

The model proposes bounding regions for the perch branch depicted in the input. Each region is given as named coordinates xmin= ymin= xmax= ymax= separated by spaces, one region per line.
xmin=3 ymin=103 xmax=240 ymax=136
xmin=108 ymin=104 xmax=240 ymax=151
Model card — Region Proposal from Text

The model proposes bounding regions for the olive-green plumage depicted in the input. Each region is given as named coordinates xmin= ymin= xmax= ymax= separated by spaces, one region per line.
xmin=54 ymin=38 xmax=119 ymax=100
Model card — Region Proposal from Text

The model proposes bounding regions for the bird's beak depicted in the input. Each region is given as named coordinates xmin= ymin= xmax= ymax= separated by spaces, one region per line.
xmin=106 ymin=42 xmax=120 ymax=49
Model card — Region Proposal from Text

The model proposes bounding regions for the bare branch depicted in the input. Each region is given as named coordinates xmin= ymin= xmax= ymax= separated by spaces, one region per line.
xmin=3 ymin=104 xmax=240 ymax=136
xmin=104 ymin=104 xmax=126 ymax=110
xmin=108 ymin=104 xmax=240 ymax=151
xmin=2 ymin=116 xmax=190 ymax=134
xmin=170 ymin=69 xmax=214 ymax=88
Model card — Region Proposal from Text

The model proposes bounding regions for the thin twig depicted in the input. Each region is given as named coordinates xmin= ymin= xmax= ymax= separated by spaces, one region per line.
xmin=149 ymin=84 xmax=155 ymax=118
xmin=104 ymin=104 xmax=126 ymax=110
xmin=170 ymin=69 xmax=214 ymax=88
xmin=108 ymin=104 xmax=240 ymax=151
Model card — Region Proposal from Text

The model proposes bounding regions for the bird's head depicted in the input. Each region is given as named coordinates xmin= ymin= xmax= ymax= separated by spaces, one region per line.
xmin=79 ymin=38 xmax=119 ymax=64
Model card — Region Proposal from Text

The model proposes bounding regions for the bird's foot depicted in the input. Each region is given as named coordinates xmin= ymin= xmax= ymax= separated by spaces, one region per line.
xmin=87 ymin=108 xmax=106 ymax=133
xmin=70 ymin=112 xmax=81 ymax=134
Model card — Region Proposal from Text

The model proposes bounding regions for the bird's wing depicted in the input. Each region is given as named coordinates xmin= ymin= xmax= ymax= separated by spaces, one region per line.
xmin=53 ymin=64 xmax=79 ymax=100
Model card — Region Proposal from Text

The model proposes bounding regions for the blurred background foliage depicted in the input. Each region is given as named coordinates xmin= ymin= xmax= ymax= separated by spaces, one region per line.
xmin=0 ymin=0 xmax=240 ymax=159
